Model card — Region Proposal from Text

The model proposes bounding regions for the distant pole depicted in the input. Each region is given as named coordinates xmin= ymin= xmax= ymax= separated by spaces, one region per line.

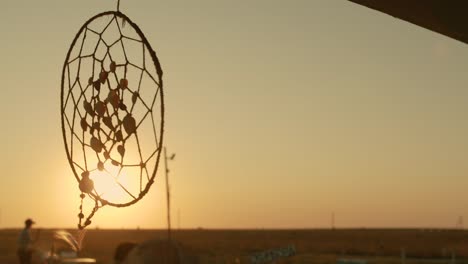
xmin=456 ymin=216 xmax=464 ymax=230
xmin=164 ymin=147 xmax=176 ymax=241
xmin=177 ymin=209 xmax=181 ymax=230
xmin=331 ymin=212 xmax=335 ymax=230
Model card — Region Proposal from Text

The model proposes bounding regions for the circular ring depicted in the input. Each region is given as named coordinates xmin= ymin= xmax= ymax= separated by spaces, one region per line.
xmin=61 ymin=11 xmax=164 ymax=208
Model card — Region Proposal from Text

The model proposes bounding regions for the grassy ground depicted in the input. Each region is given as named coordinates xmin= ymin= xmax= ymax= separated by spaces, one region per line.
xmin=1 ymin=229 xmax=468 ymax=263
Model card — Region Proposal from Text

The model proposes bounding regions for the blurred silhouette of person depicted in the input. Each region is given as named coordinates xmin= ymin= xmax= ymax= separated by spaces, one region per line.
xmin=114 ymin=242 xmax=137 ymax=263
xmin=115 ymin=239 xmax=189 ymax=264
xmin=17 ymin=218 xmax=37 ymax=264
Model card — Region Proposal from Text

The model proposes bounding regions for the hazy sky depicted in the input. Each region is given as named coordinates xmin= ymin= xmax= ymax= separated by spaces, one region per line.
xmin=1 ymin=0 xmax=468 ymax=229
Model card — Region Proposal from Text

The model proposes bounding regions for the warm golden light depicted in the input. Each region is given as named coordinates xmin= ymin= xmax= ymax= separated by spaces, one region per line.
xmin=89 ymin=161 xmax=129 ymax=203
xmin=3 ymin=0 xmax=468 ymax=230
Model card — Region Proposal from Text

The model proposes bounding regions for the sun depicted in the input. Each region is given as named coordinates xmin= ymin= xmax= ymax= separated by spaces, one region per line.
xmin=89 ymin=161 xmax=129 ymax=202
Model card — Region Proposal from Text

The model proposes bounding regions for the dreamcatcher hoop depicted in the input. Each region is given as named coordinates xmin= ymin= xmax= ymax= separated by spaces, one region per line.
xmin=61 ymin=8 xmax=164 ymax=228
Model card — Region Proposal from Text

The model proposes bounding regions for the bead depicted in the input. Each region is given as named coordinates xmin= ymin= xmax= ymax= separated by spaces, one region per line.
xmin=115 ymin=130 xmax=123 ymax=142
xmin=119 ymin=102 xmax=127 ymax=111
xmin=79 ymin=177 xmax=94 ymax=193
xmin=132 ymin=92 xmax=139 ymax=104
xmin=123 ymin=114 xmax=136 ymax=135
xmin=93 ymin=80 xmax=101 ymax=91
xmin=107 ymin=90 xmax=120 ymax=108
xmin=80 ymin=118 xmax=88 ymax=131
xmin=110 ymin=61 xmax=116 ymax=72
xmin=99 ymin=71 xmax=108 ymax=84
xmin=94 ymin=101 xmax=107 ymax=117
xmin=103 ymin=116 xmax=114 ymax=130
xmin=90 ymin=137 xmax=103 ymax=153
xmin=83 ymin=101 xmax=94 ymax=116
xmin=120 ymin=78 xmax=128 ymax=89
xmin=117 ymin=145 xmax=125 ymax=157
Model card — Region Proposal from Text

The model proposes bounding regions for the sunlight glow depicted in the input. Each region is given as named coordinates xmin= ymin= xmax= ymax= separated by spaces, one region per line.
xmin=89 ymin=161 xmax=129 ymax=202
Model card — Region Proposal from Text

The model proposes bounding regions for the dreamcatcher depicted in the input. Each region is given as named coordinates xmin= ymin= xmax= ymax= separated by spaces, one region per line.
xmin=61 ymin=0 xmax=164 ymax=229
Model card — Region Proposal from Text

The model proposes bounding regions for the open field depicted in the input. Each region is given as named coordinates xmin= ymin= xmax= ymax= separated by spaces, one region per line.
xmin=2 ymin=229 xmax=468 ymax=263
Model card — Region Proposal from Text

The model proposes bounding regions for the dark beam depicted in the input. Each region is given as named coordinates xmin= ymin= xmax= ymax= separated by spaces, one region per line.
xmin=348 ymin=0 xmax=468 ymax=45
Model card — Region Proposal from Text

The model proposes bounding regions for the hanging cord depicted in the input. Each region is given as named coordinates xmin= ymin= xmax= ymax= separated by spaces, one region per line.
xmin=117 ymin=0 xmax=127 ymax=27
xmin=78 ymin=197 xmax=100 ymax=230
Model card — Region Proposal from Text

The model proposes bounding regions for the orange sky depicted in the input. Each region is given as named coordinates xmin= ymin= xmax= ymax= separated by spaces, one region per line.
xmin=1 ymin=0 xmax=468 ymax=229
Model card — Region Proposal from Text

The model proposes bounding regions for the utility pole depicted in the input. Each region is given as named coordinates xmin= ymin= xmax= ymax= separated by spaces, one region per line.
xmin=177 ymin=209 xmax=181 ymax=230
xmin=331 ymin=212 xmax=335 ymax=230
xmin=164 ymin=147 xmax=175 ymax=241
xmin=456 ymin=216 xmax=464 ymax=230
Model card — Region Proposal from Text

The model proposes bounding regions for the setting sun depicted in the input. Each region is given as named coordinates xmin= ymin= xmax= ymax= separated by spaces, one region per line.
xmin=89 ymin=161 xmax=129 ymax=203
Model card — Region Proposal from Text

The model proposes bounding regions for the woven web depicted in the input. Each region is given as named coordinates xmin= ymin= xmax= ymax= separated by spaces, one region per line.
xmin=61 ymin=12 xmax=163 ymax=216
